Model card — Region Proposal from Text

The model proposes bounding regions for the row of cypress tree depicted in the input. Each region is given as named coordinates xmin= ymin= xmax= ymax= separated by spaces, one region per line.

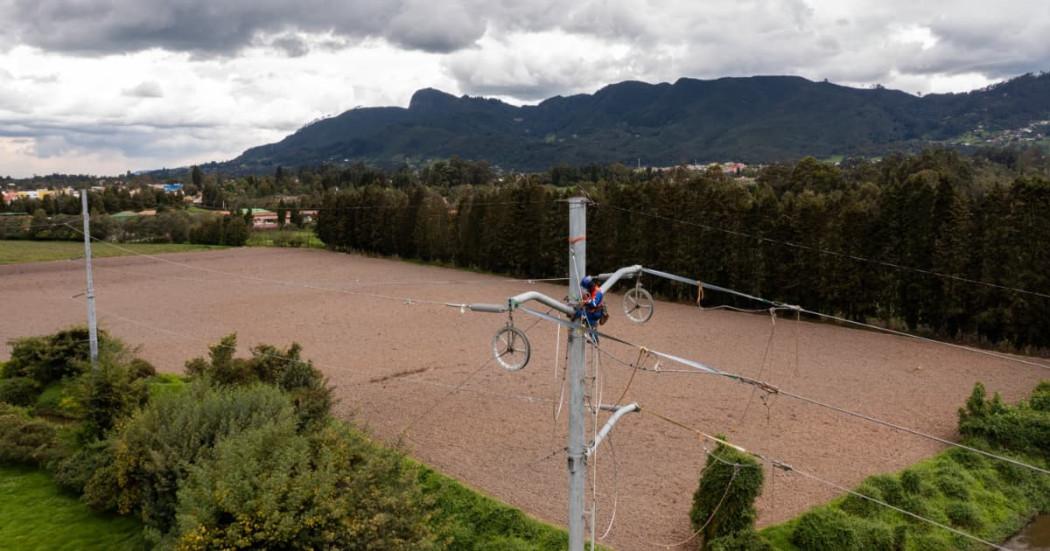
xmin=316 ymin=151 xmax=1050 ymax=350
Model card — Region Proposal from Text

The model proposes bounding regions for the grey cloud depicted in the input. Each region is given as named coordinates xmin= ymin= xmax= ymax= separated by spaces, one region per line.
xmin=0 ymin=0 xmax=483 ymax=55
xmin=0 ymin=115 xmax=248 ymax=163
xmin=123 ymin=80 xmax=164 ymax=98
xmin=270 ymin=35 xmax=310 ymax=58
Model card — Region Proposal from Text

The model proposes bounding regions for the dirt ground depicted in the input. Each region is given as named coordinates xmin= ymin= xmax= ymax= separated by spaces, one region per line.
xmin=1 ymin=247 xmax=1045 ymax=550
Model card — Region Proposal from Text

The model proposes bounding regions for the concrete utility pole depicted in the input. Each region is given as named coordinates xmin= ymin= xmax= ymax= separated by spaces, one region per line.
xmin=459 ymin=196 xmax=646 ymax=550
xmin=80 ymin=187 xmax=99 ymax=369
xmin=566 ymin=197 xmax=587 ymax=551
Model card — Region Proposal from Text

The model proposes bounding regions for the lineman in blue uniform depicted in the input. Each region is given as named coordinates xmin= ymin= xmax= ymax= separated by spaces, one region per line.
xmin=576 ymin=275 xmax=607 ymax=342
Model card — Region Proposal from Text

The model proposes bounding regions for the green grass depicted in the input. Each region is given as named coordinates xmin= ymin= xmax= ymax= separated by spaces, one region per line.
xmin=33 ymin=378 xmax=80 ymax=419
xmin=144 ymin=373 xmax=187 ymax=399
xmin=415 ymin=462 xmax=579 ymax=550
xmin=760 ymin=446 xmax=1050 ymax=550
xmin=0 ymin=240 xmax=226 ymax=265
xmin=0 ymin=465 xmax=145 ymax=550
xmin=245 ymin=229 xmax=324 ymax=249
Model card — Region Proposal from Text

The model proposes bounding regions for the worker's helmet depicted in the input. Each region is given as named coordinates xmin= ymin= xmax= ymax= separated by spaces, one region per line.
xmin=581 ymin=275 xmax=595 ymax=290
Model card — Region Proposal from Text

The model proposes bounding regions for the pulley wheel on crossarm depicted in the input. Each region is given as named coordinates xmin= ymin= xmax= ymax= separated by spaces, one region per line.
xmin=492 ymin=326 xmax=531 ymax=371
xmin=623 ymin=287 xmax=655 ymax=323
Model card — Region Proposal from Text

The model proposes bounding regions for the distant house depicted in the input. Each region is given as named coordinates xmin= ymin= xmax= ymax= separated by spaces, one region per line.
xmin=1 ymin=191 xmax=18 ymax=204
xmin=240 ymin=208 xmax=279 ymax=229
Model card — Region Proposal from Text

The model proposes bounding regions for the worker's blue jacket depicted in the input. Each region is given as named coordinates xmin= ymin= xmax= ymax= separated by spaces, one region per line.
xmin=580 ymin=288 xmax=604 ymax=326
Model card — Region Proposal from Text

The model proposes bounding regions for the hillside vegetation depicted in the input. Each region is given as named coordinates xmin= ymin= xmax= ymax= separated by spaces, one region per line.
xmin=225 ymin=72 xmax=1050 ymax=171
xmin=0 ymin=328 xmax=570 ymax=549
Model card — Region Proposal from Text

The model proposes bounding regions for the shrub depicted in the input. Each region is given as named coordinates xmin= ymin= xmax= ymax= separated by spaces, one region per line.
xmin=187 ymin=335 xmax=333 ymax=430
xmin=32 ymin=378 xmax=82 ymax=419
xmin=53 ymin=439 xmax=114 ymax=496
xmin=171 ymin=422 xmax=435 ymax=550
xmin=0 ymin=404 xmax=65 ymax=466
xmin=184 ymin=334 xmax=252 ymax=385
xmin=190 ymin=215 xmax=250 ymax=246
xmin=791 ymin=508 xmax=861 ymax=550
xmin=0 ymin=376 xmax=42 ymax=406
xmin=944 ymin=501 xmax=982 ymax=529
xmin=128 ymin=358 xmax=157 ymax=380
xmin=4 ymin=327 xmax=121 ymax=385
xmin=708 ymin=529 xmax=772 ymax=551
xmin=1030 ymin=381 xmax=1050 ymax=411
xmin=691 ymin=438 xmax=764 ymax=549
xmin=959 ymin=381 xmax=1050 ymax=456
xmin=900 ymin=469 xmax=922 ymax=494
xmin=79 ymin=360 xmax=149 ymax=439
xmin=108 ymin=382 xmax=296 ymax=534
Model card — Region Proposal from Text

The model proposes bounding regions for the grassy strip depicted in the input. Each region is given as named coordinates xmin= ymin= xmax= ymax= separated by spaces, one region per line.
xmin=245 ymin=229 xmax=324 ymax=249
xmin=415 ymin=462 xmax=575 ymax=550
xmin=0 ymin=240 xmax=225 ymax=265
xmin=0 ymin=465 xmax=145 ymax=551
xmin=760 ymin=446 xmax=1050 ymax=550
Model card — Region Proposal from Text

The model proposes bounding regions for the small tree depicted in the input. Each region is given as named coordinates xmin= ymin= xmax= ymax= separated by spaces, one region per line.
xmin=691 ymin=437 xmax=765 ymax=549
xmin=276 ymin=199 xmax=287 ymax=228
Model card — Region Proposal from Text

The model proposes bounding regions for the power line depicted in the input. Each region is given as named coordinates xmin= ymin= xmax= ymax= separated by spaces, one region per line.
xmin=634 ymin=266 xmax=1050 ymax=371
xmin=638 ymin=406 xmax=1012 ymax=551
xmin=601 ymin=203 xmax=1050 ymax=301
xmin=590 ymin=332 xmax=1050 ymax=477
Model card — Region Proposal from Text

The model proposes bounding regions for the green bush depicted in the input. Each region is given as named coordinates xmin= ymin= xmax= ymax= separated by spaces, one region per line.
xmin=108 ymin=382 xmax=296 ymax=533
xmin=765 ymin=380 xmax=1050 ymax=550
xmin=944 ymin=501 xmax=982 ymax=529
xmin=959 ymin=382 xmax=1050 ymax=456
xmin=127 ymin=358 xmax=157 ymax=380
xmin=790 ymin=508 xmax=894 ymax=551
xmin=0 ymin=404 xmax=65 ymax=466
xmin=416 ymin=464 xmax=568 ymax=550
xmin=0 ymin=376 xmax=42 ymax=406
xmin=4 ymin=327 xmax=113 ymax=385
xmin=186 ymin=335 xmax=333 ymax=430
xmin=189 ymin=215 xmax=250 ymax=246
xmin=691 ymin=438 xmax=764 ymax=549
xmin=53 ymin=439 xmax=114 ymax=496
xmin=32 ymin=378 xmax=82 ymax=419
xmin=707 ymin=529 xmax=772 ymax=551
xmin=171 ymin=422 xmax=435 ymax=550
xmin=145 ymin=374 xmax=187 ymax=399
xmin=79 ymin=361 xmax=149 ymax=439
xmin=791 ymin=508 xmax=862 ymax=550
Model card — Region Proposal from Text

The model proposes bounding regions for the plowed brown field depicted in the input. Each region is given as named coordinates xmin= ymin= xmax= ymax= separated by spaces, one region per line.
xmin=2 ymin=247 xmax=1044 ymax=550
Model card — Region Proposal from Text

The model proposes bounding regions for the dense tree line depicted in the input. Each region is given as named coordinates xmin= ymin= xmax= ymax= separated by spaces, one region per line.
xmin=317 ymin=150 xmax=1050 ymax=350
xmin=0 ymin=210 xmax=250 ymax=246
xmin=2 ymin=186 xmax=185 ymax=216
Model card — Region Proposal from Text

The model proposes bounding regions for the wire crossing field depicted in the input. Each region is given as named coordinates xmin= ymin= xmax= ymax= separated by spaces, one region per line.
xmin=0 ymin=466 xmax=145 ymax=550
xmin=0 ymin=240 xmax=224 ymax=265
xmin=1 ymin=247 xmax=1045 ymax=550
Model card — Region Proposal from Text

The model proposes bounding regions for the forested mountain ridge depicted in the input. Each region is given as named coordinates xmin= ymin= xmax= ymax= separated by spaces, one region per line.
xmin=225 ymin=72 xmax=1050 ymax=172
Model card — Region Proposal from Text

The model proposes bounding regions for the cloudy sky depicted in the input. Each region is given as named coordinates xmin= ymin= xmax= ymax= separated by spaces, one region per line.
xmin=0 ymin=0 xmax=1048 ymax=177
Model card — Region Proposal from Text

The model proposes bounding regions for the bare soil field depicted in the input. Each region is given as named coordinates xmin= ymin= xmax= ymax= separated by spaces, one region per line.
xmin=1 ymin=247 xmax=1045 ymax=550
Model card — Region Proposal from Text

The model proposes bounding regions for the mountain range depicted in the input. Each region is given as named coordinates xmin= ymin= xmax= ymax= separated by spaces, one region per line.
xmin=221 ymin=72 xmax=1050 ymax=172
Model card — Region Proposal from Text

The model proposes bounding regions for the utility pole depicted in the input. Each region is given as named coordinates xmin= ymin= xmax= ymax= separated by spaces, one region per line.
xmin=566 ymin=197 xmax=587 ymax=551
xmin=80 ymin=187 xmax=99 ymax=369
xmin=459 ymin=196 xmax=645 ymax=550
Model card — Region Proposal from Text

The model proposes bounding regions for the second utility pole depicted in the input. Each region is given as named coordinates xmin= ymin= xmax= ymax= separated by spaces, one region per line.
xmin=80 ymin=187 xmax=99 ymax=370
xmin=567 ymin=197 xmax=587 ymax=551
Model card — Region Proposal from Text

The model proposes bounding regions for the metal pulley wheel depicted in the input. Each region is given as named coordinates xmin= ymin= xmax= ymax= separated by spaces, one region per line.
xmin=492 ymin=325 xmax=531 ymax=371
xmin=623 ymin=287 xmax=655 ymax=323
